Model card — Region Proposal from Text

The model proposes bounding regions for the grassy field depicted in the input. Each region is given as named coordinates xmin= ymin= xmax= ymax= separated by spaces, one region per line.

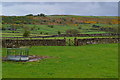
xmin=2 ymin=24 xmax=109 ymax=37
xmin=2 ymin=43 xmax=118 ymax=78
xmin=2 ymin=15 xmax=118 ymax=38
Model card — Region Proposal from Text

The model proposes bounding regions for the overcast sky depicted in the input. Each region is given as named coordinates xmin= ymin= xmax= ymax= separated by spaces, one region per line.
xmin=1 ymin=0 xmax=119 ymax=2
xmin=1 ymin=2 xmax=118 ymax=16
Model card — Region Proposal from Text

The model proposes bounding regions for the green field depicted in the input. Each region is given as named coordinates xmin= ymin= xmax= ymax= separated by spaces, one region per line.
xmin=2 ymin=15 xmax=118 ymax=38
xmin=2 ymin=15 xmax=119 ymax=78
xmin=2 ymin=43 xmax=118 ymax=78
xmin=2 ymin=24 xmax=111 ymax=37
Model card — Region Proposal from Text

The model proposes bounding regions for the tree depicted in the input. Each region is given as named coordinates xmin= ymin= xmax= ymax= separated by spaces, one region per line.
xmin=66 ymin=29 xmax=79 ymax=35
xmin=78 ymin=27 xmax=81 ymax=29
xmin=23 ymin=30 xmax=30 ymax=37
xmin=23 ymin=25 xmax=31 ymax=37
xmin=48 ymin=25 xmax=54 ymax=28
xmin=38 ymin=13 xmax=46 ymax=17
xmin=92 ymin=25 xmax=100 ymax=28
xmin=40 ymin=32 xmax=43 ymax=34
xmin=58 ymin=31 xmax=61 ymax=35
xmin=2 ymin=27 xmax=6 ymax=30
xmin=31 ymin=26 xmax=36 ymax=30
xmin=45 ymin=32 xmax=48 ymax=35
xmin=38 ymin=28 xmax=40 ymax=30
xmin=26 ymin=14 xmax=33 ymax=16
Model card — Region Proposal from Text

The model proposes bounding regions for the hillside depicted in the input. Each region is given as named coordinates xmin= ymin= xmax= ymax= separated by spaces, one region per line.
xmin=1 ymin=15 xmax=119 ymax=37
xmin=2 ymin=15 xmax=118 ymax=25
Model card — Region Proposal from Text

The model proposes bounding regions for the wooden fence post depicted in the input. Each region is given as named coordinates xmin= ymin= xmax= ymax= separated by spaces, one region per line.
xmin=64 ymin=38 xmax=66 ymax=46
xmin=74 ymin=38 xmax=78 ymax=46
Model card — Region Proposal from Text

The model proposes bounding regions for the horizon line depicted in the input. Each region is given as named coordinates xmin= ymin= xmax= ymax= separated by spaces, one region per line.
xmin=0 ymin=14 xmax=118 ymax=17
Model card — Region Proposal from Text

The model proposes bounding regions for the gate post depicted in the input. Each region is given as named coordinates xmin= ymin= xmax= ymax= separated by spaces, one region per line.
xmin=64 ymin=38 xmax=66 ymax=46
xmin=68 ymin=39 xmax=71 ymax=46
xmin=74 ymin=38 xmax=78 ymax=46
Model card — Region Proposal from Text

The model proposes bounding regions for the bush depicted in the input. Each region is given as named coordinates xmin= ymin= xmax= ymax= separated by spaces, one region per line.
xmin=12 ymin=31 xmax=15 ymax=33
xmin=38 ymin=28 xmax=40 ymax=30
xmin=58 ymin=31 xmax=61 ymax=35
xmin=99 ymin=26 xmax=118 ymax=33
xmin=78 ymin=27 xmax=81 ymax=29
xmin=48 ymin=25 xmax=54 ymax=28
xmin=45 ymin=33 xmax=48 ymax=35
xmin=23 ymin=30 xmax=30 ymax=37
xmin=2 ymin=27 xmax=6 ymax=30
xmin=40 ymin=32 xmax=42 ymax=34
xmin=26 ymin=14 xmax=33 ymax=16
xmin=92 ymin=25 xmax=100 ymax=28
xmin=66 ymin=29 xmax=79 ymax=35
xmin=38 ymin=13 xmax=46 ymax=17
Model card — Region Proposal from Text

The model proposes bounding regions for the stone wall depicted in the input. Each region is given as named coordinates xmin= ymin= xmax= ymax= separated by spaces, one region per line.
xmin=2 ymin=33 xmax=119 ymax=39
xmin=2 ymin=39 xmax=66 ymax=48
xmin=2 ymin=38 xmax=120 ymax=48
xmin=58 ymin=33 xmax=119 ymax=37
xmin=75 ymin=38 xmax=120 ymax=46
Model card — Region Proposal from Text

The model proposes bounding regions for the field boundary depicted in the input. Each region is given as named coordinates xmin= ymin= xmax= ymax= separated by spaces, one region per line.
xmin=74 ymin=38 xmax=120 ymax=46
xmin=1 ymin=33 xmax=119 ymax=39
xmin=2 ymin=39 xmax=66 ymax=48
xmin=2 ymin=38 xmax=120 ymax=48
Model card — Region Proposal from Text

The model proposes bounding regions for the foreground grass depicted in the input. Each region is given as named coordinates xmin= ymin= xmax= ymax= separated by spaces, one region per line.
xmin=2 ymin=44 xmax=118 ymax=78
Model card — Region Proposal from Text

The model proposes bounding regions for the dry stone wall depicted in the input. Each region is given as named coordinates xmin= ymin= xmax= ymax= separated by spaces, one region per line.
xmin=2 ymin=39 xmax=66 ymax=48
xmin=2 ymin=38 xmax=120 ymax=48
xmin=75 ymin=38 xmax=119 ymax=46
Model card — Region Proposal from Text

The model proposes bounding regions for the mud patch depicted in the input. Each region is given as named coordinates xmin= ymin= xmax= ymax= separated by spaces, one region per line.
xmin=2 ymin=55 xmax=56 ymax=62
xmin=28 ymin=55 xmax=53 ymax=62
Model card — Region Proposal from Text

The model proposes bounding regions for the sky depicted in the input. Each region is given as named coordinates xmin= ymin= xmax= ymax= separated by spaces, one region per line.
xmin=1 ymin=2 xmax=118 ymax=16
xmin=1 ymin=0 xmax=119 ymax=2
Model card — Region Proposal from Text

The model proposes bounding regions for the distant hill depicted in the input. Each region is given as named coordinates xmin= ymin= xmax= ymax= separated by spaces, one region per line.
xmin=1 ymin=15 xmax=118 ymax=36
xmin=2 ymin=15 xmax=118 ymax=25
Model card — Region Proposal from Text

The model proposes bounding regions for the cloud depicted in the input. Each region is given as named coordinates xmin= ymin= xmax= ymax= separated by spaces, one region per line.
xmin=0 ymin=3 xmax=2 ymax=15
xmin=1 ymin=0 xmax=119 ymax=2
xmin=2 ymin=2 xmax=118 ymax=16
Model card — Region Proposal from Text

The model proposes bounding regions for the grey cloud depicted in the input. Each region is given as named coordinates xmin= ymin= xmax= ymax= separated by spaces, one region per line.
xmin=2 ymin=0 xmax=119 ymax=2
xmin=2 ymin=2 xmax=118 ymax=16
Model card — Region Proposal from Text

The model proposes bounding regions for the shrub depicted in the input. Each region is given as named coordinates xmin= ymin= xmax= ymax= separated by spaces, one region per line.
xmin=38 ymin=28 xmax=40 ymax=30
xmin=45 ymin=33 xmax=48 ymax=35
xmin=23 ymin=30 xmax=30 ymax=37
xmin=2 ymin=27 xmax=6 ymax=30
xmin=23 ymin=26 xmax=31 ymax=37
xmin=58 ymin=31 xmax=61 ymax=35
xmin=66 ymin=29 xmax=79 ymax=35
xmin=26 ymin=14 xmax=33 ymax=16
xmin=40 ymin=32 xmax=42 ymax=34
xmin=99 ymin=26 xmax=118 ymax=33
xmin=78 ymin=27 xmax=81 ymax=29
xmin=38 ymin=13 xmax=46 ymax=17
xmin=12 ymin=31 xmax=14 ymax=33
xmin=48 ymin=25 xmax=54 ymax=28
xmin=92 ymin=25 xmax=100 ymax=28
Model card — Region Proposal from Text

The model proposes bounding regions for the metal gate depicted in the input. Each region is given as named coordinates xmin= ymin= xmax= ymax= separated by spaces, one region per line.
xmin=66 ymin=38 xmax=77 ymax=46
